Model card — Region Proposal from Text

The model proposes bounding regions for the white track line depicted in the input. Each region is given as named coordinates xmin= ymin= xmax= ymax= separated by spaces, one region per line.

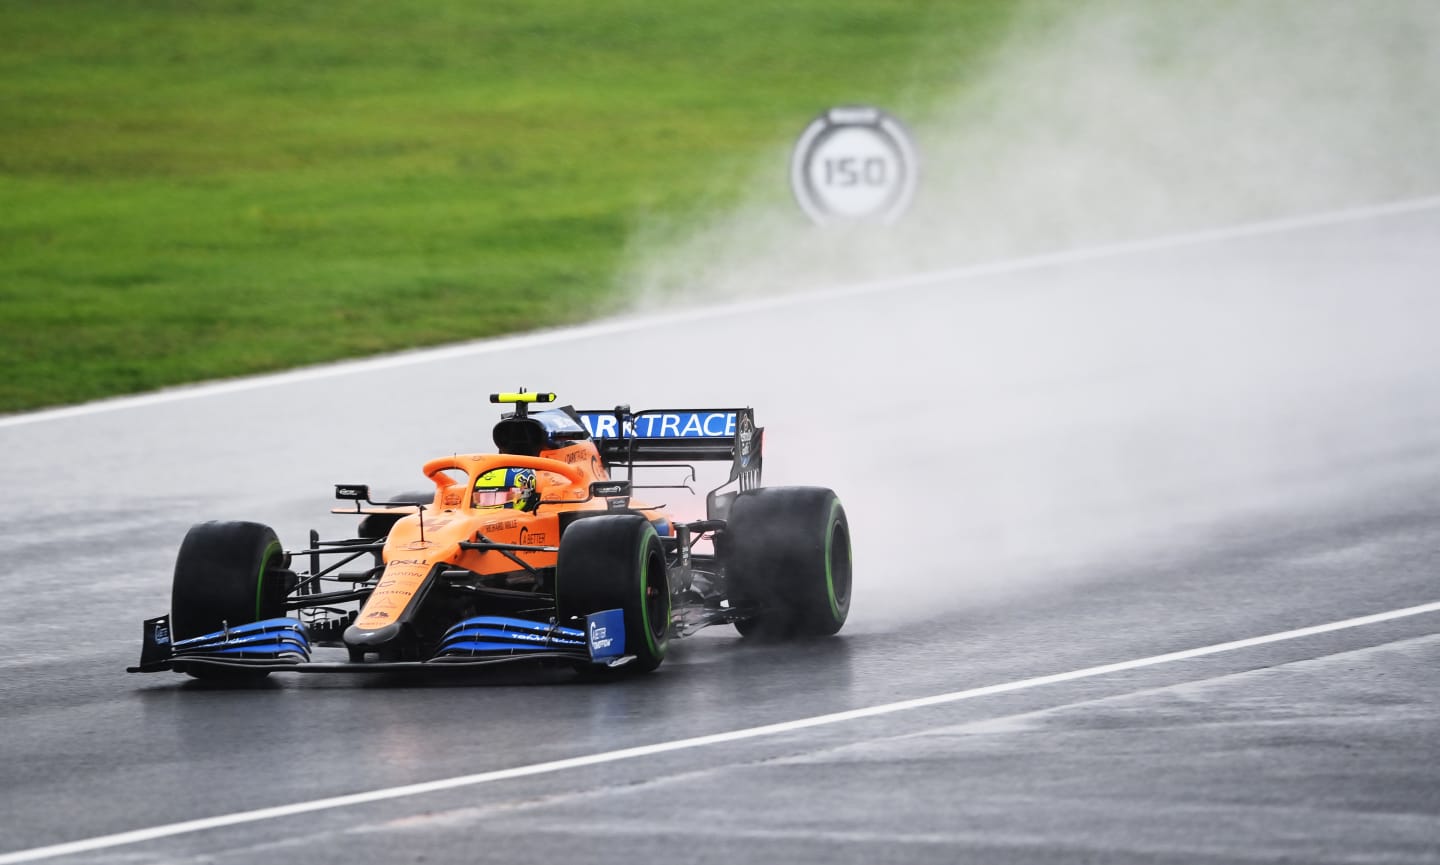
xmin=3 ymin=193 xmax=1439 ymax=431
xmin=3 ymin=599 xmax=1438 ymax=864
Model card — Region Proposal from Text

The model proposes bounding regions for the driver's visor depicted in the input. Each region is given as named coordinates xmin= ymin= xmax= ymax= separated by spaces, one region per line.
xmin=473 ymin=490 xmax=513 ymax=508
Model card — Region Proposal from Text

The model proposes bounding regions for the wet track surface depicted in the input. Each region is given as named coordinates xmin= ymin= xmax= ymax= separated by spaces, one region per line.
xmin=2 ymin=207 xmax=1439 ymax=863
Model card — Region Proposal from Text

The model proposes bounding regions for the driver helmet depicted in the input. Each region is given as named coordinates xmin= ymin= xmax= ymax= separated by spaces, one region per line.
xmin=472 ymin=467 xmax=537 ymax=509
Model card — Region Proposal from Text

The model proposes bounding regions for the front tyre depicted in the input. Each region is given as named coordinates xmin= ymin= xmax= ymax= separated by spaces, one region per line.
xmin=555 ymin=515 xmax=670 ymax=674
xmin=725 ymin=487 xmax=852 ymax=639
xmin=171 ymin=520 xmax=290 ymax=680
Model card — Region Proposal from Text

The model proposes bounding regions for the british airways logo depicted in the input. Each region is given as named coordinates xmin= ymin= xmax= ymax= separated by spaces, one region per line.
xmin=578 ymin=412 xmax=736 ymax=439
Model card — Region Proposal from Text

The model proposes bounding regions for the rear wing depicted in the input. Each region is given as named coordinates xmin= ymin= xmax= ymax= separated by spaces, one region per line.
xmin=575 ymin=407 xmax=763 ymax=491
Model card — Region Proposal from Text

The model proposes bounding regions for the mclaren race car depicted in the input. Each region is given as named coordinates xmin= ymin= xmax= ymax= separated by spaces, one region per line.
xmin=129 ymin=391 xmax=851 ymax=680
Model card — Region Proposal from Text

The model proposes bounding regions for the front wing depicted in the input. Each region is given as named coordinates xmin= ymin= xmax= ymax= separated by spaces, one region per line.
xmin=126 ymin=609 xmax=631 ymax=674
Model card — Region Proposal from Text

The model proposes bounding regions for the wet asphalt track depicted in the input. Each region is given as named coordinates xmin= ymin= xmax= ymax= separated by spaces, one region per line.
xmin=2 ymin=205 xmax=1439 ymax=864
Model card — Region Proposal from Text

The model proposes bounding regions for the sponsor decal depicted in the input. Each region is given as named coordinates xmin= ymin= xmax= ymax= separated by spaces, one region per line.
xmin=153 ymin=620 xmax=170 ymax=646
xmin=422 ymin=518 xmax=453 ymax=531
xmin=738 ymin=413 xmax=755 ymax=469
xmin=483 ymin=518 xmax=519 ymax=532
xmin=402 ymin=540 xmax=434 ymax=551
xmin=586 ymin=609 xmax=625 ymax=660
xmin=591 ymin=482 xmax=628 ymax=497
xmin=518 ymin=526 xmax=547 ymax=546
xmin=578 ymin=414 xmax=626 ymax=439
xmin=443 ymin=489 xmax=464 ymax=507
xmin=578 ymin=412 xmax=736 ymax=440
xmin=356 ymin=561 xmax=430 ymax=629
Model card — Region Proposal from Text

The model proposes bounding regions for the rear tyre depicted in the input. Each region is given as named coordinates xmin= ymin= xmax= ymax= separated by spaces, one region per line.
xmin=555 ymin=515 xmax=670 ymax=674
xmin=357 ymin=491 xmax=432 ymax=540
xmin=171 ymin=520 xmax=290 ymax=680
xmin=725 ymin=487 xmax=851 ymax=639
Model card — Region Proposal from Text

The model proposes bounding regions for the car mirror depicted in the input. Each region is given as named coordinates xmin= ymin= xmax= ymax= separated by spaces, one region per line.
xmin=335 ymin=484 xmax=370 ymax=502
xmin=589 ymin=480 xmax=631 ymax=498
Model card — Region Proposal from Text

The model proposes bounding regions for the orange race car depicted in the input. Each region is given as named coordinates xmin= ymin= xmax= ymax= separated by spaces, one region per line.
xmin=129 ymin=391 xmax=851 ymax=680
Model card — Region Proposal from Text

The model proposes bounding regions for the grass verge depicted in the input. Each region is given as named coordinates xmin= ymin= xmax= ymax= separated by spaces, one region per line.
xmin=0 ymin=0 xmax=1012 ymax=412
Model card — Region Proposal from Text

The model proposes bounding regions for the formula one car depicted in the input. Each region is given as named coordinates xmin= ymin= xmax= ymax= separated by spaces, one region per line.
xmin=129 ymin=391 xmax=851 ymax=680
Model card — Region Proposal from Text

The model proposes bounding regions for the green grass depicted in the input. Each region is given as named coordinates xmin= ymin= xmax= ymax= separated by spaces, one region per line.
xmin=0 ymin=0 xmax=1014 ymax=412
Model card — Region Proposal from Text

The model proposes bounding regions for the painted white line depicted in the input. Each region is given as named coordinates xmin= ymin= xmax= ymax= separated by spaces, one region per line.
xmin=3 ymin=599 xmax=1437 ymax=864
xmin=2 ymin=193 xmax=1439 ymax=431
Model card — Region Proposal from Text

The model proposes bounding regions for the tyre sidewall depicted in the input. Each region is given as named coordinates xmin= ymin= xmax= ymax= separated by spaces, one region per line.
xmin=171 ymin=520 xmax=286 ymax=641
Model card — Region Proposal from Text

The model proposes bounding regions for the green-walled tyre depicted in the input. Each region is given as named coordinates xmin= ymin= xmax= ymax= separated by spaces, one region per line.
xmin=555 ymin=515 xmax=670 ymax=675
xmin=170 ymin=520 xmax=290 ymax=681
xmin=725 ymin=487 xmax=852 ymax=639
